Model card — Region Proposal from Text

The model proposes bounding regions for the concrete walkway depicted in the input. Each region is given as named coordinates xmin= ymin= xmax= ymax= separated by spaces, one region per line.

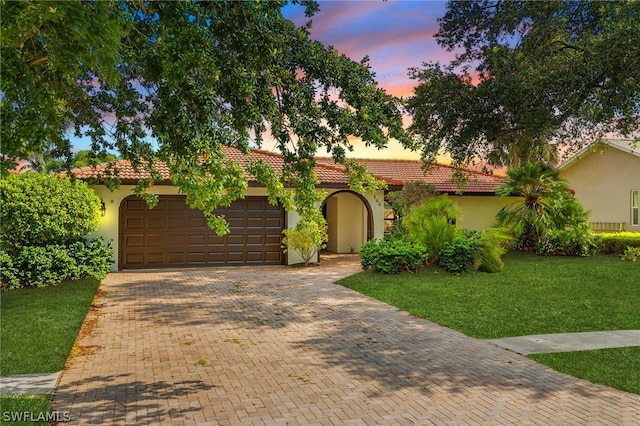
xmin=30 ymin=256 xmax=640 ymax=423
xmin=0 ymin=372 xmax=61 ymax=395
xmin=488 ymin=330 xmax=640 ymax=355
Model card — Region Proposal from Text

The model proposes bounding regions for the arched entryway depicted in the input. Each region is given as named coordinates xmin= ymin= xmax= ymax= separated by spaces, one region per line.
xmin=321 ymin=190 xmax=374 ymax=254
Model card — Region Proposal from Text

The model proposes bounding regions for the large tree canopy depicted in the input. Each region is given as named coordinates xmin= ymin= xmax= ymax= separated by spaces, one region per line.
xmin=407 ymin=0 xmax=640 ymax=168
xmin=1 ymin=0 xmax=410 ymax=231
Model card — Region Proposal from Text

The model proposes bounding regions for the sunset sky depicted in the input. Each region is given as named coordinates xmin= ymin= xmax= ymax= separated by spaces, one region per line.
xmin=69 ymin=1 xmax=451 ymax=161
xmin=281 ymin=0 xmax=452 ymax=160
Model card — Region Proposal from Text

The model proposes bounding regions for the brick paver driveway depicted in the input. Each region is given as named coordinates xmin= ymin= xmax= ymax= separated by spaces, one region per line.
xmin=53 ymin=255 xmax=639 ymax=425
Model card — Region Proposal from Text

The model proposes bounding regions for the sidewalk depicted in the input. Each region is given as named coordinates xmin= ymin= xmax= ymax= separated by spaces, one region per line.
xmin=487 ymin=330 xmax=640 ymax=355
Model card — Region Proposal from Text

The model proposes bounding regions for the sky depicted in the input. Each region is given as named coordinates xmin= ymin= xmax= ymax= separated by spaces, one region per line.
xmin=70 ymin=1 xmax=451 ymax=161
xmin=279 ymin=0 xmax=452 ymax=160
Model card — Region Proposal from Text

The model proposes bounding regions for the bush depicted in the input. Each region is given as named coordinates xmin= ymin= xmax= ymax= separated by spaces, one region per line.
xmin=471 ymin=227 xmax=513 ymax=273
xmin=403 ymin=194 xmax=459 ymax=263
xmin=282 ymin=216 xmax=328 ymax=266
xmin=360 ymin=238 xmax=427 ymax=274
xmin=535 ymin=228 xmax=600 ymax=257
xmin=621 ymin=246 xmax=640 ymax=262
xmin=0 ymin=173 xmax=101 ymax=249
xmin=1 ymin=238 xmax=114 ymax=289
xmin=599 ymin=232 xmax=640 ymax=254
xmin=439 ymin=236 xmax=479 ymax=274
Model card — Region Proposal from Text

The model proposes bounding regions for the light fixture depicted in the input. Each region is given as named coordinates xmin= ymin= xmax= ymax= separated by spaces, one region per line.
xmin=100 ymin=199 xmax=107 ymax=217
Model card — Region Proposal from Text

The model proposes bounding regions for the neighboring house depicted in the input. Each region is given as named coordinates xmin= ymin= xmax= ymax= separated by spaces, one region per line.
xmin=559 ymin=139 xmax=640 ymax=233
xmin=72 ymin=147 xmax=511 ymax=271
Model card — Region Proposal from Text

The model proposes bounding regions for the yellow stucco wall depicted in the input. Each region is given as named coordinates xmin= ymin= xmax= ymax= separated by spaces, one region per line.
xmin=450 ymin=195 xmax=519 ymax=230
xmin=560 ymin=146 xmax=640 ymax=232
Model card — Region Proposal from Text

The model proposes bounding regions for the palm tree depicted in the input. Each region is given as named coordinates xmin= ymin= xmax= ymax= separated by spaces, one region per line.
xmin=495 ymin=162 xmax=578 ymax=251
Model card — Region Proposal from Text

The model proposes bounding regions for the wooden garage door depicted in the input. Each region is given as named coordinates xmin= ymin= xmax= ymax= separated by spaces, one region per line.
xmin=120 ymin=195 xmax=285 ymax=269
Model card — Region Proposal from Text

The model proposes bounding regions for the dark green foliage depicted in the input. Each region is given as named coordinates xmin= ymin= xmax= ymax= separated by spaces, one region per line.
xmin=1 ymin=239 xmax=114 ymax=290
xmin=359 ymin=238 xmax=427 ymax=274
xmin=1 ymin=1 xmax=411 ymax=235
xmin=403 ymin=194 xmax=459 ymax=263
xmin=535 ymin=229 xmax=599 ymax=257
xmin=439 ymin=236 xmax=480 ymax=274
xmin=387 ymin=181 xmax=439 ymax=217
xmin=621 ymin=246 xmax=640 ymax=262
xmin=408 ymin=1 xmax=640 ymax=168
xmin=465 ymin=227 xmax=513 ymax=273
xmin=599 ymin=232 xmax=640 ymax=254
xmin=0 ymin=173 xmax=101 ymax=249
xmin=496 ymin=163 xmax=594 ymax=256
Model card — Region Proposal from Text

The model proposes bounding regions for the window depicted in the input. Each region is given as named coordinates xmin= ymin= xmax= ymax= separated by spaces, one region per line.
xmin=632 ymin=190 xmax=639 ymax=227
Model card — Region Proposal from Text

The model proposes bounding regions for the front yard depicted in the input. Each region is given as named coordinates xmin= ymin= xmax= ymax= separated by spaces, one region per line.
xmin=1 ymin=277 xmax=101 ymax=424
xmin=338 ymin=251 xmax=640 ymax=394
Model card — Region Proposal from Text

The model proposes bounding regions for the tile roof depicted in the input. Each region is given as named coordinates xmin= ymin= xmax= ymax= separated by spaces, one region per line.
xmin=68 ymin=145 xmax=355 ymax=186
xmin=317 ymin=158 xmax=504 ymax=193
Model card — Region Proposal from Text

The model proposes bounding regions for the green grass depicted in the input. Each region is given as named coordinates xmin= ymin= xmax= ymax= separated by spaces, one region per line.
xmin=0 ymin=395 xmax=51 ymax=425
xmin=338 ymin=251 xmax=640 ymax=395
xmin=338 ymin=252 xmax=640 ymax=339
xmin=530 ymin=347 xmax=640 ymax=395
xmin=1 ymin=278 xmax=101 ymax=376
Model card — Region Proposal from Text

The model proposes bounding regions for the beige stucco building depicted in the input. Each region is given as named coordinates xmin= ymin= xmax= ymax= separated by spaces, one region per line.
xmin=559 ymin=139 xmax=640 ymax=232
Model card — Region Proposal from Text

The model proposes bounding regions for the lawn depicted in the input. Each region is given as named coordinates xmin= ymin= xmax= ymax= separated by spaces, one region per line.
xmin=338 ymin=252 xmax=640 ymax=339
xmin=0 ymin=277 xmax=101 ymax=376
xmin=0 ymin=395 xmax=51 ymax=425
xmin=530 ymin=347 xmax=640 ymax=395
xmin=338 ymin=251 xmax=640 ymax=395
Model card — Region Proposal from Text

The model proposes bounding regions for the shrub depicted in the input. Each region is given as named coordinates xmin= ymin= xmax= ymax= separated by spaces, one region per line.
xmin=535 ymin=228 xmax=600 ymax=257
xmin=599 ymin=232 xmax=640 ymax=254
xmin=282 ymin=217 xmax=328 ymax=266
xmin=1 ymin=238 xmax=114 ymax=289
xmin=404 ymin=194 xmax=459 ymax=263
xmin=472 ymin=227 xmax=513 ymax=273
xmin=621 ymin=246 xmax=640 ymax=262
xmin=0 ymin=173 xmax=101 ymax=249
xmin=0 ymin=250 xmax=20 ymax=290
xmin=439 ymin=236 xmax=479 ymax=274
xmin=67 ymin=238 xmax=114 ymax=280
xmin=360 ymin=238 xmax=427 ymax=274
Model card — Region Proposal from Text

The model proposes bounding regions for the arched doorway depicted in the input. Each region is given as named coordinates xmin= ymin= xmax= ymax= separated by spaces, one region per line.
xmin=321 ymin=190 xmax=374 ymax=254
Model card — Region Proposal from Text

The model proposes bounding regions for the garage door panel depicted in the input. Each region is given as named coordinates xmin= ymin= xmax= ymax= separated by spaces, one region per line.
xmin=246 ymin=235 xmax=263 ymax=245
xmin=125 ymin=235 xmax=144 ymax=247
xmin=227 ymin=235 xmax=244 ymax=245
xmin=120 ymin=196 xmax=284 ymax=269
xmin=125 ymin=217 xmax=145 ymax=228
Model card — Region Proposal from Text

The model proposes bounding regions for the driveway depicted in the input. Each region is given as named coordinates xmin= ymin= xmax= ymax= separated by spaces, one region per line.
xmin=52 ymin=255 xmax=640 ymax=425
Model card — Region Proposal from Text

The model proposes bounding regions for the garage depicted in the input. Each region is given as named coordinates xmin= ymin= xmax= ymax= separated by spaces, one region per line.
xmin=119 ymin=195 xmax=285 ymax=269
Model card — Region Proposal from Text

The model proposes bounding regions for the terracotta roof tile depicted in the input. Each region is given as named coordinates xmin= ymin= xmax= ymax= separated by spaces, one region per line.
xmin=317 ymin=158 xmax=504 ymax=193
xmin=68 ymin=147 xmax=503 ymax=193
xmin=68 ymin=146 xmax=353 ymax=186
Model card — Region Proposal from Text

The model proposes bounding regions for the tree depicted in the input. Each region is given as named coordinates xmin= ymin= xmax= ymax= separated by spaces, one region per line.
xmin=495 ymin=162 xmax=594 ymax=254
xmin=1 ymin=1 xmax=410 ymax=232
xmin=407 ymin=0 xmax=640 ymax=168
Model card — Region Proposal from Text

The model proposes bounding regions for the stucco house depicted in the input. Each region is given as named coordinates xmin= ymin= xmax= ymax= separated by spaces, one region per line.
xmin=559 ymin=139 xmax=640 ymax=233
xmin=73 ymin=146 xmax=511 ymax=270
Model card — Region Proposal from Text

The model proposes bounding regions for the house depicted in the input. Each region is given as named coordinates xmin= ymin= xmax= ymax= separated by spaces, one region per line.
xmin=72 ymin=146 xmax=387 ymax=270
xmin=73 ymin=147 xmax=511 ymax=271
xmin=559 ymin=139 xmax=640 ymax=233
